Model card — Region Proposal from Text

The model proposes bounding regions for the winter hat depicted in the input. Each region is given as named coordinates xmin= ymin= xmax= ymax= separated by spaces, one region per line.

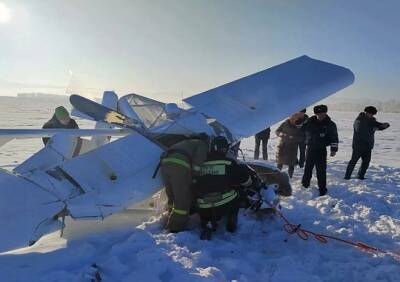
xmin=55 ymin=106 xmax=70 ymax=120
xmin=364 ymin=106 xmax=377 ymax=115
xmin=299 ymin=108 xmax=307 ymax=113
xmin=313 ymin=104 xmax=328 ymax=114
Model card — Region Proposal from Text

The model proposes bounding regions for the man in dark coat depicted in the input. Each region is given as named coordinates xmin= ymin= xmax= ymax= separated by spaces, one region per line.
xmin=42 ymin=106 xmax=79 ymax=145
xmin=344 ymin=106 xmax=390 ymax=180
xmin=254 ymin=127 xmax=270 ymax=160
xmin=296 ymin=109 xmax=309 ymax=168
xmin=301 ymin=105 xmax=338 ymax=196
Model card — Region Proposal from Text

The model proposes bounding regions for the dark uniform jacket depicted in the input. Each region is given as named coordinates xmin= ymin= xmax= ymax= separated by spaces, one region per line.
xmin=164 ymin=139 xmax=209 ymax=173
xmin=302 ymin=115 xmax=339 ymax=153
xmin=194 ymin=152 xmax=251 ymax=198
xmin=352 ymin=112 xmax=388 ymax=150
xmin=42 ymin=115 xmax=79 ymax=145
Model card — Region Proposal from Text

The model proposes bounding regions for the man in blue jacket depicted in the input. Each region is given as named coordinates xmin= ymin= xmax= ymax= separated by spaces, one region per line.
xmin=344 ymin=106 xmax=390 ymax=180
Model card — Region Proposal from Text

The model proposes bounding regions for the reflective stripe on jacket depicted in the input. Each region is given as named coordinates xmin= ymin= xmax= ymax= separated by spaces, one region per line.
xmin=161 ymin=156 xmax=191 ymax=170
xmin=197 ymin=190 xmax=238 ymax=209
xmin=171 ymin=207 xmax=189 ymax=215
xmin=199 ymin=160 xmax=232 ymax=176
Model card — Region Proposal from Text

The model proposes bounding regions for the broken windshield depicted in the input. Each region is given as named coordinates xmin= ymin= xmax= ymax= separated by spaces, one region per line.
xmin=118 ymin=94 xmax=167 ymax=128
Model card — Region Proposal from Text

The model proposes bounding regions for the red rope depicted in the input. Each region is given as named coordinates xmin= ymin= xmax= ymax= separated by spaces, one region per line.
xmin=271 ymin=206 xmax=400 ymax=262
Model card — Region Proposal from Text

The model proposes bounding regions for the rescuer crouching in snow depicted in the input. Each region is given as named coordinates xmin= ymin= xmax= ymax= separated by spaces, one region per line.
xmin=193 ymin=136 xmax=253 ymax=240
xmin=159 ymin=134 xmax=210 ymax=233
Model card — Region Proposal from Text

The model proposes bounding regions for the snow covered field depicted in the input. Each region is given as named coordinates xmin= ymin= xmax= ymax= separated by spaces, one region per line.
xmin=0 ymin=98 xmax=399 ymax=281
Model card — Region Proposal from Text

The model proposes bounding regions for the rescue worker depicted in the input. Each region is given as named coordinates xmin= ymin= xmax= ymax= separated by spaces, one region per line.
xmin=193 ymin=136 xmax=252 ymax=240
xmin=159 ymin=134 xmax=209 ymax=233
xmin=301 ymin=105 xmax=338 ymax=196
xmin=42 ymin=106 xmax=79 ymax=145
xmin=296 ymin=108 xmax=309 ymax=168
xmin=344 ymin=106 xmax=390 ymax=180
xmin=254 ymin=127 xmax=270 ymax=160
xmin=275 ymin=113 xmax=304 ymax=178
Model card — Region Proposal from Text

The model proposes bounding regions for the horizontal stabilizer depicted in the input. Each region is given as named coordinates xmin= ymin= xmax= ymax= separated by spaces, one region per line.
xmin=184 ymin=55 xmax=355 ymax=139
xmin=70 ymin=94 xmax=143 ymax=129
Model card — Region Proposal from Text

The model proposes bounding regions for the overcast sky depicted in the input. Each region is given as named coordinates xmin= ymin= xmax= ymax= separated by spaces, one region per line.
xmin=0 ymin=0 xmax=399 ymax=101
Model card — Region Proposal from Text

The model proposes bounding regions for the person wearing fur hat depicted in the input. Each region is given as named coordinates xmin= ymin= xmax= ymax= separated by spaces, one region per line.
xmin=42 ymin=106 xmax=79 ymax=145
xmin=301 ymin=105 xmax=338 ymax=196
xmin=344 ymin=106 xmax=390 ymax=180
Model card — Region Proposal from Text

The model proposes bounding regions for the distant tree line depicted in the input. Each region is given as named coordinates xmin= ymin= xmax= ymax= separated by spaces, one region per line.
xmin=326 ymin=99 xmax=400 ymax=113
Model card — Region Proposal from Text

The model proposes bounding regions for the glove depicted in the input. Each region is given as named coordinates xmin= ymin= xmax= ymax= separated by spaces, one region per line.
xmin=330 ymin=151 xmax=336 ymax=157
xmin=382 ymin=123 xmax=390 ymax=129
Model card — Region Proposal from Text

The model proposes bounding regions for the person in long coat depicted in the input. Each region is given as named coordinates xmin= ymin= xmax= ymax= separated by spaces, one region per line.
xmin=275 ymin=113 xmax=304 ymax=178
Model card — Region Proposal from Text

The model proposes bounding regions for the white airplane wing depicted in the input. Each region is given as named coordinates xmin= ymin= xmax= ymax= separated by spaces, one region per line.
xmin=0 ymin=128 xmax=129 ymax=138
xmin=0 ymin=132 xmax=163 ymax=252
xmin=184 ymin=55 xmax=355 ymax=139
xmin=0 ymin=128 xmax=129 ymax=147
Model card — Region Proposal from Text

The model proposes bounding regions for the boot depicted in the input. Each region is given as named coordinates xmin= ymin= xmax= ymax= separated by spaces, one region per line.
xmin=200 ymin=227 xmax=213 ymax=240
xmin=226 ymin=212 xmax=238 ymax=233
xmin=288 ymin=166 xmax=294 ymax=178
xmin=319 ymin=188 xmax=327 ymax=196
xmin=200 ymin=221 xmax=215 ymax=240
xmin=302 ymin=180 xmax=310 ymax=189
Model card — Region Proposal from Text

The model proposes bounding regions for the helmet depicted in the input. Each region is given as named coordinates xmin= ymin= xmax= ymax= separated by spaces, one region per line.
xmin=364 ymin=106 xmax=377 ymax=115
xmin=211 ymin=136 xmax=229 ymax=153
xmin=55 ymin=106 xmax=70 ymax=120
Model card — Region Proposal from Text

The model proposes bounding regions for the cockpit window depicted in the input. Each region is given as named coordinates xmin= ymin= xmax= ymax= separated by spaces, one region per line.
xmin=119 ymin=94 xmax=167 ymax=128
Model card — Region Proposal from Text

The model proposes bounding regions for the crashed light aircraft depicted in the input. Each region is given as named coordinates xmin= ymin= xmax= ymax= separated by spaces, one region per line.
xmin=0 ymin=55 xmax=354 ymax=252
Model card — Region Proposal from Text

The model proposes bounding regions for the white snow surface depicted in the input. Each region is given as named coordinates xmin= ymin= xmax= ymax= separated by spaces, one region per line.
xmin=0 ymin=99 xmax=399 ymax=281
